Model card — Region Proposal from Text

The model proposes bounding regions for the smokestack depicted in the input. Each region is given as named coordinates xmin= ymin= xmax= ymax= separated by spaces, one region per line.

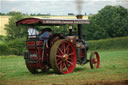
xmin=75 ymin=0 xmax=84 ymax=40
xmin=76 ymin=14 xmax=83 ymax=19
xmin=76 ymin=14 xmax=83 ymax=40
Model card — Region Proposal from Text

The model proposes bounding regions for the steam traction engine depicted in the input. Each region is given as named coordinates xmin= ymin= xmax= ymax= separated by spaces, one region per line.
xmin=16 ymin=16 xmax=100 ymax=74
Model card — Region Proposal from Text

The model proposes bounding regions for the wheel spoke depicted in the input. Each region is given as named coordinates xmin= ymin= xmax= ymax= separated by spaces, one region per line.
xmin=68 ymin=52 xmax=74 ymax=56
xmin=57 ymin=49 xmax=61 ymax=55
xmin=56 ymin=57 xmax=61 ymax=62
xmin=58 ymin=47 xmax=64 ymax=54
xmin=94 ymin=63 xmax=97 ymax=68
xmin=95 ymin=60 xmax=97 ymax=63
xmin=50 ymin=40 xmax=76 ymax=74
xmin=90 ymin=52 xmax=100 ymax=69
xmin=57 ymin=60 xmax=63 ymax=65
xmin=66 ymin=60 xmax=73 ymax=66
xmin=65 ymin=44 xmax=69 ymax=50
xmin=63 ymin=43 xmax=66 ymax=53
xmin=65 ymin=44 xmax=70 ymax=53
xmin=56 ymin=55 xmax=62 ymax=58
xmin=67 ymin=48 xmax=70 ymax=54
xmin=68 ymin=57 xmax=72 ymax=60
xmin=64 ymin=61 xmax=69 ymax=72
xmin=61 ymin=42 xmax=65 ymax=53
xmin=92 ymin=57 xmax=97 ymax=64
xmin=62 ymin=62 xmax=65 ymax=69
xmin=59 ymin=63 xmax=63 ymax=71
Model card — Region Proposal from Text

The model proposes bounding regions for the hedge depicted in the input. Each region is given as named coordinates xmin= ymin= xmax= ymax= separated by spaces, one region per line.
xmin=0 ymin=42 xmax=10 ymax=55
xmin=0 ymin=36 xmax=128 ymax=55
xmin=7 ymin=38 xmax=26 ymax=55
xmin=0 ymin=38 xmax=26 ymax=55
xmin=88 ymin=36 xmax=128 ymax=51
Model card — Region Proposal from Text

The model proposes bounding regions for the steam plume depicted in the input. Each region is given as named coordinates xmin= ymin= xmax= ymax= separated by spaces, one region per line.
xmin=75 ymin=0 xmax=84 ymax=15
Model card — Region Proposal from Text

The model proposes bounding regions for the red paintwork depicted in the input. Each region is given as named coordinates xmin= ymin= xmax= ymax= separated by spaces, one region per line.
xmin=80 ymin=49 xmax=85 ymax=58
xmin=16 ymin=18 xmax=40 ymax=26
xmin=55 ymin=41 xmax=76 ymax=74
xmin=16 ymin=17 xmax=100 ymax=74
xmin=94 ymin=52 xmax=100 ymax=68
xmin=26 ymin=36 xmax=61 ymax=71
xmin=91 ymin=51 xmax=100 ymax=69
xmin=26 ymin=40 xmax=44 ymax=70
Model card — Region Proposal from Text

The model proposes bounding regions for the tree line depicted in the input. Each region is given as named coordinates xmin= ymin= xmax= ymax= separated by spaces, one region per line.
xmin=83 ymin=5 xmax=128 ymax=40
xmin=0 ymin=11 xmax=51 ymax=16
xmin=4 ymin=5 xmax=128 ymax=41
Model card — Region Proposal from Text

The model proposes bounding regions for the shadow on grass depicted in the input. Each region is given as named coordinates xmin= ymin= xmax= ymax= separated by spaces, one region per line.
xmin=22 ymin=64 xmax=89 ymax=76
xmin=38 ymin=66 xmax=88 ymax=75
xmin=74 ymin=66 xmax=88 ymax=72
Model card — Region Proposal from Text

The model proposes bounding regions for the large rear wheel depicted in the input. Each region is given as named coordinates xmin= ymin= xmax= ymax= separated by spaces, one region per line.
xmin=50 ymin=40 xmax=76 ymax=74
xmin=25 ymin=60 xmax=38 ymax=74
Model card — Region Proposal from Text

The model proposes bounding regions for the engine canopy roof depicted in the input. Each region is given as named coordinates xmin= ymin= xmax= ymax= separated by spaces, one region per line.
xmin=16 ymin=18 xmax=90 ymax=26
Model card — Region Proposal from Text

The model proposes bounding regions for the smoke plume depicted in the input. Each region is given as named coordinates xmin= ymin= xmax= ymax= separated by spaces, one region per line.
xmin=75 ymin=0 xmax=84 ymax=15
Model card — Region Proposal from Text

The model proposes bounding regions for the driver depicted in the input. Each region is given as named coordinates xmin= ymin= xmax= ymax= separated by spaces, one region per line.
xmin=39 ymin=28 xmax=53 ymax=48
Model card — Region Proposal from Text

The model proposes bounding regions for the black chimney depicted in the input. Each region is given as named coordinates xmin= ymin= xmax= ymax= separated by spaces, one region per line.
xmin=76 ymin=15 xmax=83 ymax=40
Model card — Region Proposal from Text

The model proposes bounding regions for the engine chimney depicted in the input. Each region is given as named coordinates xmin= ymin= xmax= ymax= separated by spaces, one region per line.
xmin=76 ymin=15 xmax=83 ymax=40
xmin=76 ymin=14 xmax=83 ymax=19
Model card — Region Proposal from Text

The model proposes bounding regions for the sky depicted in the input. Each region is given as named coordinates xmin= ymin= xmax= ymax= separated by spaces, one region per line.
xmin=0 ymin=0 xmax=128 ymax=15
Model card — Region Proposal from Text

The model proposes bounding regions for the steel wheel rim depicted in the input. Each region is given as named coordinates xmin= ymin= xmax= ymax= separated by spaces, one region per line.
xmin=55 ymin=41 xmax=76 ymax=74
xmin=50 ymin=40 xmax=76 ymax=74
xmin=90 ymin=51 xmax=100 ymax=69
xmin=49 ymin=39 xmax=77 ymax=74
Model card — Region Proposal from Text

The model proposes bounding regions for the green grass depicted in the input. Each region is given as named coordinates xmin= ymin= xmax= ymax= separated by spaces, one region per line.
xmin=0 ymin=50 xmax=128 ymax=85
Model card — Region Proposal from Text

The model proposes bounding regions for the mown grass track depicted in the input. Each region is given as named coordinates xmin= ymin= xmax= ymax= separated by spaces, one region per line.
xmin=0 ymin=50 xmax=128 ymax=85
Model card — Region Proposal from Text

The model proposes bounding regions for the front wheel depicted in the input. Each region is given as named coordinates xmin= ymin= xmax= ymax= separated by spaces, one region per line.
xmin=50 ymin=40 xmax=77 ymax=74
xmin=90 ymin=51 xmax=100 ymax=69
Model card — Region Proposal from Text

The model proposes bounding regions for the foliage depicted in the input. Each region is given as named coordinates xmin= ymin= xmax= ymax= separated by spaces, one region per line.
xmin=0 ymin=42 xmax=9 ymax=55
xmin=0 ymin=35 xmax=5 ymax=41
xmin=4 ymin=11 xmax=27 ymax=40
xmin=0 ymin=12 xmax=6 ymax=15
xmin=88 ymin=36 xmax=128 ymax=51
xmin=37 ymin=25 xmax=74 ymax=36
xmin=0 ymin=11 xmax=50 ymax=16
xmin=0 ymin=37 xmax=26 ymax=56
xmin=83 ymin=5 xmax=128 ymax=40
xmin=7 ymin=11 xmax=25 ymax=16
xmin=7 ymin=38 xmax=26 ymax=55
xmin=30 ymin=13 xmax=51 ymax=16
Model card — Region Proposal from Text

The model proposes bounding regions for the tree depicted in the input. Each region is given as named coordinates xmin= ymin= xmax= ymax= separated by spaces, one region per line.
xmin=0 ymin=12 xmax=6 ymax=15
xmin=83 ymin=5 xmax=128 ymax=40
xmin=4 ymin=12 xmax=27 ymax=40
xmin=7 ymin=11 xmax=26 ymax=16
xmin=96 ymin=5 xmax=128 ymax=37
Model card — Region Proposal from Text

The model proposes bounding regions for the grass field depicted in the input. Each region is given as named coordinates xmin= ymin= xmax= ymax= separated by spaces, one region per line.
xmin=0 ymin=50 xmax=128 ymax=85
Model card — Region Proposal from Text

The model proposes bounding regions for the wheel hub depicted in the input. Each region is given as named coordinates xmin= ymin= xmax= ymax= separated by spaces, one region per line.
xmin=92 ymin=58 xmax=97 ymax=64
xmin=63 ymin=54 xmax=69 ymax=60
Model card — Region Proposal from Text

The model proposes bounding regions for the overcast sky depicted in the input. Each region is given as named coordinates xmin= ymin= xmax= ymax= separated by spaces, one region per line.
xmin=0 ymin=0 xmax=128 ymax=15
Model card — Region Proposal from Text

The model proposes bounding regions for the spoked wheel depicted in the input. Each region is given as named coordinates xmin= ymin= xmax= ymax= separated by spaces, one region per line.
xmin=25 ymin=60 xmax=38 ymax=74
xmin=90 ymin=51 xmax=100 ymax=69
xmin=50 ymin=40 xmax=76 ymax=74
